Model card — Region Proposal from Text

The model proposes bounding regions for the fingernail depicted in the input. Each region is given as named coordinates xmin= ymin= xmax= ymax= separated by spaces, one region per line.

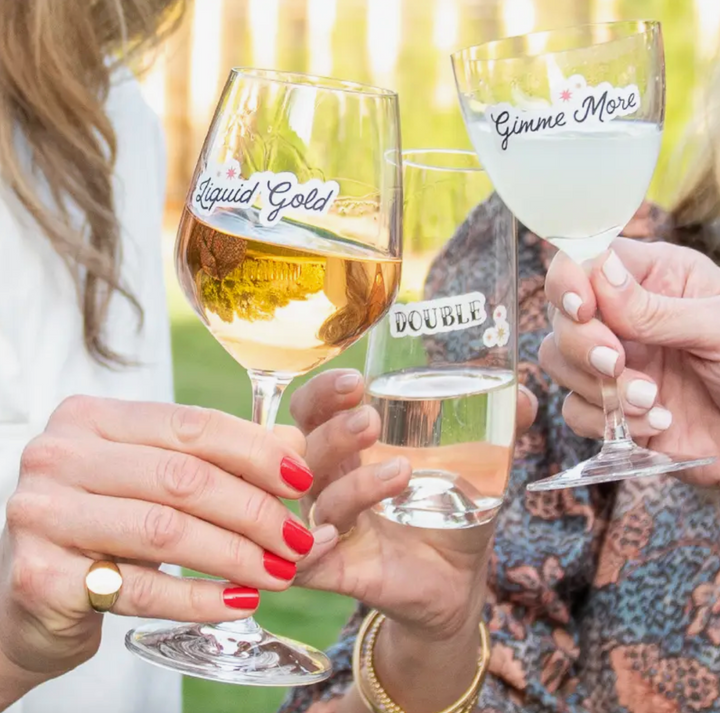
xmin=347 ymin=407 xmax=371 ymax=434
xmin=222 ymin=586 xmax=260 ymax=610
xmin=336 ymin=371 xmax=361 ymax=394
xmin=590 ymin=346 xmax=620 ymax=377
xmin=312 ymin=523 xmax=338 ymax=544
xmin=263 ymin=552 xmax=297 ymax=581
xmin=602 ymin=250 xmax=628 ymax=287
xmin=626 ymin=379 xmax=658 ymax=410
xmin=280 ymin=457 xmax=313 ymax=492
xmin=377 ymin=457 xmax=403 ymax=481
xmin=648 ymin=407 xmax=672 ymax=431
xmin=282 ymin=519 xmax=314 ymax=555
xmin=562 ymin=292 xmax=583 ymax=321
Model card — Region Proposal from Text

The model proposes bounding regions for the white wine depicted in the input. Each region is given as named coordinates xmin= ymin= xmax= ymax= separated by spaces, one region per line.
xmin=176 ymin=207 xmax=401 ymax=376
xmin=363 ymin=367 xmax=516 ymax=529
xmin=467 ymin=120 xmax=662 ymax=262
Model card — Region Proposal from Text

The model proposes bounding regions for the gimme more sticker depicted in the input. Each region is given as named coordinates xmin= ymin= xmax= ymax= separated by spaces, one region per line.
xmin=486 ymin=74 xmax=642 ymax=151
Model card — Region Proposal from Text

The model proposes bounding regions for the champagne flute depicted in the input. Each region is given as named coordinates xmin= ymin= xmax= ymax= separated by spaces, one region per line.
xmin=452 ymin=21 xmax=715 ymax=492
xmin=126 ymin=69 xmax=402 ymax=685
xmin=364 ymin=149 xmax=518 ymax=529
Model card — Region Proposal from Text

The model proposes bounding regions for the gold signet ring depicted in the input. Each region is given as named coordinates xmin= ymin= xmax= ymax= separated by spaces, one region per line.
xmin=85 ymin=561 xmax=123 ymax=613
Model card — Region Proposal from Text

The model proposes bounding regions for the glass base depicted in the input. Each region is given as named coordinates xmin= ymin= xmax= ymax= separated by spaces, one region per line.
xmin=125 ymin=617 xmax=332 ymax=686
xmin=527 ymin=442 xmax=716 ymax=492
xmin=373 ymin=470 xmax=502 ymax=529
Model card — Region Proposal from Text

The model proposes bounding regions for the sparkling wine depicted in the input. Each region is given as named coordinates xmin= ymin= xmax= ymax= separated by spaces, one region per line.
xmin=466 ymin=120 xmax=662 ymax=262
xmin=176 ymin=207 xmax=401 ymax=376
xmin=363 ymin=367 xmax=516 ymax=529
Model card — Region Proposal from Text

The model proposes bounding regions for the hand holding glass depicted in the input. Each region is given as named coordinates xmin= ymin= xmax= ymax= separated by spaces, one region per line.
xmin=453 ymin=21 xmax=715 ymax=490
xmin=365 ymin=150 xmax=518 ymax=529
xmin=126 ymin=69 xmax=402 ymax=685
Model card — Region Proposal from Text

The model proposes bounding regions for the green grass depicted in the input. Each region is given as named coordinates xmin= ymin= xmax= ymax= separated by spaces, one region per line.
xmin=170 ymin=282 xmax=363 ymax=713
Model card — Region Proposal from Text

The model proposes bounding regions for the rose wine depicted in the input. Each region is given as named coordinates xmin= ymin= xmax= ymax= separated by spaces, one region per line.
xmin=363 ymin=367 xmax=516 ymax=529
xmin=176 ymin=207 xmax=401 ymax=376
xmin=467 ymin=120 xmax=662 ymax=262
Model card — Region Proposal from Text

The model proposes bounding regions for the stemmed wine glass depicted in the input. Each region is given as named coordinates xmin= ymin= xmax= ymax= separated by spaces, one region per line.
xmin=364 ymin=149 xmax=518 ymax=529
xmin=453 ymin=21 xmax=715 ymax=491
xmin=126 ymin=69 xmax=402 ymax=685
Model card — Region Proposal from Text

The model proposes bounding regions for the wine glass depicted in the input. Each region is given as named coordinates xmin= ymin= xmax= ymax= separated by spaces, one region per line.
xmin=452 ymin=21 xmax=715 ymax=492
xmin=364 ymin=149 xmax=518 ymax=529
xmin=125 ymin=69 xmax=402 ymax=685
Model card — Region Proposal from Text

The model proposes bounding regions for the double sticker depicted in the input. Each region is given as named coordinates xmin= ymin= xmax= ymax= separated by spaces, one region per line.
xmin=192 ymin=159 xmax=340 ymax=227
xmin=389 ymin=292 xmax=510 ymax=347
xmin=487 ymin=74 xmax=642 ymax=151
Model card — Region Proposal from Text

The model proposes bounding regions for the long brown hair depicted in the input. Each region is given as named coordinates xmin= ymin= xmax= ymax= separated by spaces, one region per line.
xmin=0 ymin=0 xmax=185 ymax=365
xmin=671 ymin=62 xmax=720 ymax=263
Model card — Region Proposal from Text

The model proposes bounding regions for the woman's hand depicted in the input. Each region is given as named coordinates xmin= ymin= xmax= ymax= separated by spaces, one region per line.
xmin=540 ymin=238 xmax=720 ymax=486
xmin=290 ymin=370 xmax=537 ymax=713
xmin=0 ymin=397 xmax=315 ymax=700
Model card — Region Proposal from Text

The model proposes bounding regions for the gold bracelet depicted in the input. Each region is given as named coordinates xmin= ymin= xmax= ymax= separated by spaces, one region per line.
xmin=352 ymin=610 xmax=491 ymax=713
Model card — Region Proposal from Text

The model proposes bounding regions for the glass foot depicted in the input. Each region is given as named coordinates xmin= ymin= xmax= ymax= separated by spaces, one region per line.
xmin=374 ymin=470 xmax=503 ymax=529
xmin=126 ymin=617 xmax=332 ymax=686
xmin=527 ymin=443 xmax=716 ymax=492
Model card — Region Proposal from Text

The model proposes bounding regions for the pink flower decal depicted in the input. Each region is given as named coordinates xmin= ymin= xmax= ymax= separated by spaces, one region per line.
xmin=493 ymin=305 xmax=507 ymax=322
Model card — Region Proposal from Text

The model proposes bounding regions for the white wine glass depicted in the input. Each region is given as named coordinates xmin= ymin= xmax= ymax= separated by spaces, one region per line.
xmin=125 ymin=68 xmax=402 ymax=685
xmin=453 ymin=21 xmax=715 ymax=492
xmin=364 ymin=149 xmax=518 ymax=529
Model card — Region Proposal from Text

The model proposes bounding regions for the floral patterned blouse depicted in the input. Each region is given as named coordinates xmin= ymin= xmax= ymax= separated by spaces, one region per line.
xmin=281 ymin=198 xmax=720 ymax=713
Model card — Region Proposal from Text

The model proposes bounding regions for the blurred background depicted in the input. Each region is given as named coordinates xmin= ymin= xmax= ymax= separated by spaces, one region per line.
xmin=140 ymin=0 xmax=717 ymax=710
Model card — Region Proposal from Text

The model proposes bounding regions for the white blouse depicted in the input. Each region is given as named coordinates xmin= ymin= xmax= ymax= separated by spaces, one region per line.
xmin=2 ymin=70 xmax=182 ymax=712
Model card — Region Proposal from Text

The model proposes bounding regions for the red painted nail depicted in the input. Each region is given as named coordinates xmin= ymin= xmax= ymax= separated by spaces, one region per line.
xmin=263 ymin=552 xmax=297 ymax=581
xmin=222 ymin=587 xmax=260 ymax=610
xmin=283 ymin=519 xmax=314 ymax=555
xmin=280 ymin=457 xmax=313 ymax=492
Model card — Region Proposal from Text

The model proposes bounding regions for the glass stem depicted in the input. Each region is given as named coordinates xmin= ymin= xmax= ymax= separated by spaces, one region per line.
xmin=599 ymin=375 xmax=633 ymax=450
xmin=217 ymin=371 xmax=293 ymax=637
xmin=249 ymin=370 xmax=292 ymax=431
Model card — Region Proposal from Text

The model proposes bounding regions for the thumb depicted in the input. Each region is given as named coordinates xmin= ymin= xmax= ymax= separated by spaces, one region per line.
xmin=591 ymin=250 xmax=720 ymax=355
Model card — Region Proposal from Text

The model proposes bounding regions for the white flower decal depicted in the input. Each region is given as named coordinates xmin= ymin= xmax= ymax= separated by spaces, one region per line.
xmin=483 ymin=303 xmax=510 ymax=349
xmin=483 ymin=327 xmax=499 ymax=348
xmin=495 ymin=321 xmax=510 ymax=347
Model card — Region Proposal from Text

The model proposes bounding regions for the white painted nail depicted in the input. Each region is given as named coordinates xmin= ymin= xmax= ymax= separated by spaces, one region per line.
xmin=589 ymin=346 xmax=620 ymax=377
xmin=377 ymin=457 xmax=403 ymax=481
xmin=347 ymin=407 xmax=371 ymax=434
xmin=625 ymin=380 xmax=658 ymax=410
xmin=336 ymin=371 xmax=361 ymax=394
xmin=562 ymin=292 xmax=583 ymax=321
xmin=312 ymin=524 xmax=338 ymax=543
xmin=602 ymin=250 xmax=629 ymax=287
xmin=648 ymin=407 xmax=672 ymax=431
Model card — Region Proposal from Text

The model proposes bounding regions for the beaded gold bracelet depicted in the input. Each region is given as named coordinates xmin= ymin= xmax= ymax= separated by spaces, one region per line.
xmin=352 ymin=610 xmax=491 ymax=713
